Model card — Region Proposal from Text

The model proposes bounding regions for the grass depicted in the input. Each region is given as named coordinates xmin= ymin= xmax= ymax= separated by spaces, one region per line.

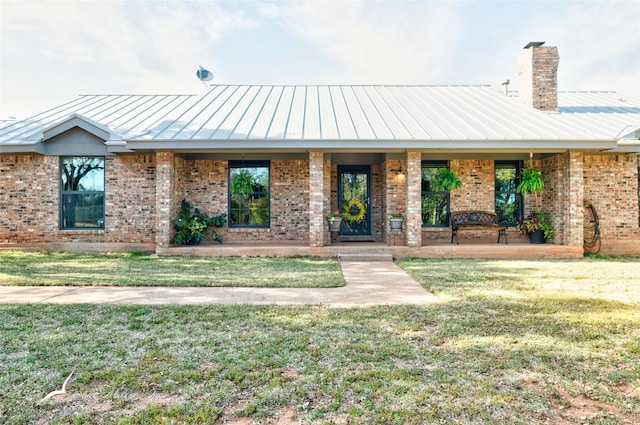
xmin=0 ymin=252 xmax=344 ymax=288
xmin=1 ymin=257 xmax=639 ymax=424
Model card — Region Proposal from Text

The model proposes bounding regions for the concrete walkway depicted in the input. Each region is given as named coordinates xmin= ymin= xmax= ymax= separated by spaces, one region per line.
xmin=0 ymin=262 xmax=439 ymax=306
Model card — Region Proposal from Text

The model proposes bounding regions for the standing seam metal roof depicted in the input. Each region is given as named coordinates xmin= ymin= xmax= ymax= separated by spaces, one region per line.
xmin=1 ymin=86 xmax=638 ymax=148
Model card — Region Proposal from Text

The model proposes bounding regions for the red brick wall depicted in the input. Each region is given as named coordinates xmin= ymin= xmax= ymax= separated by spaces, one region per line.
xmin=0 ymin=154 xmax=157 ymax=245
xmin=384 ymin=159 xmax=407 ymax=243
xmin=451 ymin=159 xmax=495 ymax=211
xmin=200 ymin=159 xmax=310 ymax=242
xmin=105 ymin=155 xmax=156 ymax=243
xmin=423 ymin=159 xmax=513 ymax=242
xmin=0 ymin=154 xmax=56 ymax=243
xmin=542 ymin=155 xmax=565 ymax=243
xmin=2 ymin=152 xmax=638 ymax=253
xmin=584 ymin=154 xmax=639 ymax=241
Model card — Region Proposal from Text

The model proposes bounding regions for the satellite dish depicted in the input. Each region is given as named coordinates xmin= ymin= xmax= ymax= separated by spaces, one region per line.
xmin=196 ymin=66 xmax=214 ymax=85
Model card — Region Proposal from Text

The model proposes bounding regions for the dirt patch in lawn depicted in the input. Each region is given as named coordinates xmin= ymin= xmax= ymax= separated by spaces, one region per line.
xmin=223 ymin=406 xmax=300 ymax=425
xmin=36 ymin=381 xmax=184 ymax=423
xmin=525 ymin=380 xmax=639 ymax=424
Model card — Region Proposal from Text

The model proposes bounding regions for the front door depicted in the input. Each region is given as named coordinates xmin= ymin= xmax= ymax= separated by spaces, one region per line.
xmin=338 ymin=165 xmax=371 ymax=236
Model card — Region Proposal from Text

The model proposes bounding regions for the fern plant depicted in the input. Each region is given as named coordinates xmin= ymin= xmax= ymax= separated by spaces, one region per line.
xmin=516 ymin=168 xmax=545 ymax=211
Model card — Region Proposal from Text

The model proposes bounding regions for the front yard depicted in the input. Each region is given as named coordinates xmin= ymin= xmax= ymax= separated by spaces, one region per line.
xmin=0 ymin=252 xmax=343 ymax=288
xmin=0 ymin=255 xmax=638 ymax=424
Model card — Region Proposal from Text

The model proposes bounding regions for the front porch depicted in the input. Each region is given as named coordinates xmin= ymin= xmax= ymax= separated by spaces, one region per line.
xmin=158 ymin=238 xmax=583 ymax=259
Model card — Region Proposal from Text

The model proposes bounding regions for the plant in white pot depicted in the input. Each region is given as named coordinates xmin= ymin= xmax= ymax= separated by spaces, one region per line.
xmin=389 ymin=210 xmax=403 ymax=231
xmin=327 ymin=210 xmax=343 ymax=232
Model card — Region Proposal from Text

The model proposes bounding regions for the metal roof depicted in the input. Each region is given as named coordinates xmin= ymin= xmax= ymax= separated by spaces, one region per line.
xmin=1 ymin=86 xmax=638 ymax=152
xmin=555 ymin=91 xmax=640 ymax=140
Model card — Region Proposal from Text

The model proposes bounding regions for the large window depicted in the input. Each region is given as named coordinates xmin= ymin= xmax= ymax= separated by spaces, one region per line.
xmin=60 ymin=157 xmax=105 ymax=229
xmin=229 ymin=161 xmax=270 ymax=227
xmin=421 ymin=161 xmax=449 ymax=227
xmin=495 ymin=161 xmax=522 ymax=226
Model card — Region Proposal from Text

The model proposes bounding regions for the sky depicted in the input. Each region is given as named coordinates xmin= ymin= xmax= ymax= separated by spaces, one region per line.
xmin=1 ymin=0 xmax=639 ymax=119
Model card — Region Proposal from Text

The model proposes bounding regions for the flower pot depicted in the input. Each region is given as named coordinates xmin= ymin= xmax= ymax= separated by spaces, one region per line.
xmin=390 ymin=218 xmax=403 ymax=231
xmin=528 ymin=229 xmax=545 ymax=244
xmin=328 ymin=218 xmax=342 ymax=232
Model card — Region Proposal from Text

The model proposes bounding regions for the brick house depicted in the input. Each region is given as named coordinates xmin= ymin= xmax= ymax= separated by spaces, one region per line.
xmin=1 ymin=43 xmax=639 ymax=256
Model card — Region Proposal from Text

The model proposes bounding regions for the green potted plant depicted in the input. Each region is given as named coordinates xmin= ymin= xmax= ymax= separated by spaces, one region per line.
xmin=432 ymin=168 xmax=461 ymax=226
xmin=518 ymin=210 xmax=553 ymax=243
xmin=389 ymin=209 xmax=403 ymax=231
xmin=327 ymin=210 xmax=343 ymax=232
xmin=171 ymin=199 xmax=227 ymax=245
xmin=516 ymin=168 xmax=552 ymax=243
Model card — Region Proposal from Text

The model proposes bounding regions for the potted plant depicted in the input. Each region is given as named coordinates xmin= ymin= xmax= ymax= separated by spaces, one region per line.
xmin=516 ymin=168 xmax=552 ymax=243
xmin=171 ymin=199 xmax=227 ymax=245
xmin=327 ymin=210 xmax=343 ymax=232
xmin=518 ymin=210 xmax=553 ymax=243
xmin=389 ymin=209 xmax=404 ymax=231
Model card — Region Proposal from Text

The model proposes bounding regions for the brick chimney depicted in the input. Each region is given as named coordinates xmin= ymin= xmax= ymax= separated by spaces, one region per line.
xmin=517 ymin=41 xmax=559 ymax=111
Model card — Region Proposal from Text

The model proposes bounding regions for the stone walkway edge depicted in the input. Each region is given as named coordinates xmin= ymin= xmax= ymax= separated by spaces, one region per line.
xmin=0 ymin=262 xmax=439 ymax=306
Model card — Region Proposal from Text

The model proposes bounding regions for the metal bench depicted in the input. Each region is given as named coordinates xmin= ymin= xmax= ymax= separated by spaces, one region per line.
xmin=450 ymin=210 xmax=507 ymax=244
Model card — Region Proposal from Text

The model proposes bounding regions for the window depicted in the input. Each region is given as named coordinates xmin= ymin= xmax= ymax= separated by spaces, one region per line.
xmin=495 ymin=161 xmax=522 ymax=226
xmin=60 ymin=157 xmax=105 ymax=229
xmin=228 ymin=161 xmax=270 ymax=227
xmin=421 ymin=161 xmax=449 ymax=227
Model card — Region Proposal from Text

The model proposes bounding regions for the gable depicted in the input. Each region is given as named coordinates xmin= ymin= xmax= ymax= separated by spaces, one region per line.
xmin=43 ymin=126 xmax=110 ymax=156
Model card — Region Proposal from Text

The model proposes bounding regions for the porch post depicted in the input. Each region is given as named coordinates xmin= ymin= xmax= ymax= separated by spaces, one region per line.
xmin=155 ymin=152 xmax=175 ymax=252
xmin=405 ymin=151 xmax=422 ymax=247
xmin=565 ymin=151 xmax=584 ymax=247
xmin=309 ymin=151 xmax=326 ymax=247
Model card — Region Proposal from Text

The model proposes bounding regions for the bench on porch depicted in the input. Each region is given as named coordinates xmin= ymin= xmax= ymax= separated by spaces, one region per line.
xmin=450 ymin=210 xmax=507 ymax=244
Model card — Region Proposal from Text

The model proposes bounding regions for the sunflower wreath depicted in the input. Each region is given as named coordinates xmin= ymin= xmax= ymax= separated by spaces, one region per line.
xmin=342 ymin=198 xmax=366 ymax=223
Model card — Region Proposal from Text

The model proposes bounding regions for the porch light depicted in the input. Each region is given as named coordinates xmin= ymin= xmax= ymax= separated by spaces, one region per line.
xmin=392 ymin=166 xmax=405 ymax=182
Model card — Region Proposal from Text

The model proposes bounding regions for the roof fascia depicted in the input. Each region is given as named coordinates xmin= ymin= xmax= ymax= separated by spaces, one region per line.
xmin=0 ymin=143 xmax=45 ymax=154
xmin=124 ymin=139 xmax=620 ymax=152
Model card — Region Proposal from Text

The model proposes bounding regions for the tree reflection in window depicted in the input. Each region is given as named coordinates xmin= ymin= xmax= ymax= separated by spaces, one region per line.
xmin=495 ymin=161 xmax=522 ymax=226
xmin=421 ymin=162 xmax=449 ymax=227
xmin=60 ymin=157 xmax=105 ymax=229
xmin=229 ymin=161 xmax=270 ymax=227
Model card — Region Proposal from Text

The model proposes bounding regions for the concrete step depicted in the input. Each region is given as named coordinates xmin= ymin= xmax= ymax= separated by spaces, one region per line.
xmin=338 ymin=252 xmax=394 ymax=262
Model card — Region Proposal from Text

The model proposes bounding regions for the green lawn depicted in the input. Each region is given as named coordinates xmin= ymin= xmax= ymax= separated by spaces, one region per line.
xmin=1 ymin=257 xmax=639 ymax=424
xmin=0 ymin=252 xmax=344 ymax=288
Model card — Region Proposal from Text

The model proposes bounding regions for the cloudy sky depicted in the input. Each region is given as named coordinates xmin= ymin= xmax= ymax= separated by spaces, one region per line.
xmin=1 ymin=0 xmax=639 ymax=119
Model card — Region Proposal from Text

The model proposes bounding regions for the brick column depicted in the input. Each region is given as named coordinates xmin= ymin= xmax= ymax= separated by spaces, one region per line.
xmin=309 ymin=151 xmax=325 ymax=247
xmin=405 ymin=151 xmax=422 ymax=247
xmin=565 ymin=151 xmax=584 ymax=247
xmin=155 ymin=152 xmax=175 ymax=251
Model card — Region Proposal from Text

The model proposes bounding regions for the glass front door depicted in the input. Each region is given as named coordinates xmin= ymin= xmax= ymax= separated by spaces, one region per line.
xmin=338 ymin=165 xmax=371 ymax=236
